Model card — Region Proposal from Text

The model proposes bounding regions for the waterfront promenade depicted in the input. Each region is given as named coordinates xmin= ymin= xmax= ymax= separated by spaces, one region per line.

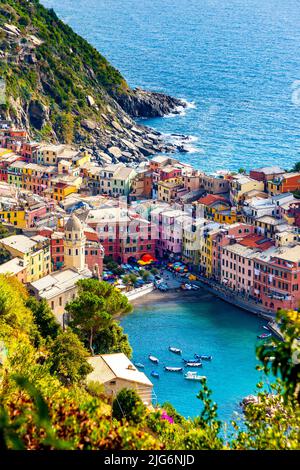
xmin=195 ymin=275 xmax=275 ymax=320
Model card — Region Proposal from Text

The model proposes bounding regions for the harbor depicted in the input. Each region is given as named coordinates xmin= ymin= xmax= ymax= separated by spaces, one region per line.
xmin=121 ymin=289 xmax=272 ymax=422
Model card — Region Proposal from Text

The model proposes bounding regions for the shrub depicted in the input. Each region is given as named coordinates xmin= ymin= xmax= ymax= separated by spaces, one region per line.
xmin=112 ymin=388 xmax=146 ymax=424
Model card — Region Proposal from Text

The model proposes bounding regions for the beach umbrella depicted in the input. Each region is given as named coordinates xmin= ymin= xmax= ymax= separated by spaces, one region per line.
xmin=141 ymin=253 xmax=155 ymax=262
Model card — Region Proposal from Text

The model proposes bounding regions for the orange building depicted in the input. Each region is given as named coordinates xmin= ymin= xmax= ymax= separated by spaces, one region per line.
xmin=267 ymin=173 xmax=300 ymax=195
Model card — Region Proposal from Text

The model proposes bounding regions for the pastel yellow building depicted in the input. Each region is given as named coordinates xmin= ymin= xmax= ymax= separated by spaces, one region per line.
xmin=0 ymin=148 xmax=14 ymax=157
xmin=213 ymin=209 xmax=244 ymax=225
xmin=0 ymin=209 xmax=26 ymax=228
xmin=74 ymin=151 xmax=91 ymax=168
xmin=0 ymin=234 xmax=51 ymax=282
xmin=52 ymin=182 xmax=78 ymax=201
xmin=198 ymin=226 xmax=221 ymax=277
xmin=230 ymin=176 xmax=265 ymax=205
xmin=157 ymin=178 xmax=183 ymax=203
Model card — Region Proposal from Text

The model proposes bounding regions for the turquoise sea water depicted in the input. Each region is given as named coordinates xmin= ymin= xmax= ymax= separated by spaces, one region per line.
xmin=43 ymin=0 xmax=300 ymax=172
xmin=120 ymin=294 xmax=270 ymax=421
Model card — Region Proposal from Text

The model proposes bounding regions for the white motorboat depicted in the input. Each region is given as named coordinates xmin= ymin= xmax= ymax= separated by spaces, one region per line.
xmin=149 ymin=354 xmax=159 ymax=364
xmin=184 ymin=371 xmax=206 ymax=381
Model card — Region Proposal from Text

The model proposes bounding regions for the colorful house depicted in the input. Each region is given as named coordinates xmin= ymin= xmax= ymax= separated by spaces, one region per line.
xmin=0 ymin=234 xmax=51 ymax=282
xmin=253 ymin=245 xmax=300 ymax=312
xmin=267 ymin=173 xmax=300 ymax=195
xmin=230 ymin=176 xmax=265 ymax=205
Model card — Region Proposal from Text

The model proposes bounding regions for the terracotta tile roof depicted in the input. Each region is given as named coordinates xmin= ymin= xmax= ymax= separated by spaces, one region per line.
xmin=239 ymin=234 xmax=274 ymax=250
xmin=198 ymin=194 xmax=229 ymax=206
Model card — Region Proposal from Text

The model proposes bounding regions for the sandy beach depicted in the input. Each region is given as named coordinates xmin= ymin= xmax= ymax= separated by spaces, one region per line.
xmin=131 ymin=287 xmax=213 ymax=307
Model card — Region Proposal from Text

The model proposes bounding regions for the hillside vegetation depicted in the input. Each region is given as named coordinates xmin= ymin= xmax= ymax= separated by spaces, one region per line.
xmin=0 ymin=274 xmax=299 ymax=450
xmin=0 ymin=0 xmax=130 ymax=139
xmin=0 ymin=1 xmax=183 ymax=162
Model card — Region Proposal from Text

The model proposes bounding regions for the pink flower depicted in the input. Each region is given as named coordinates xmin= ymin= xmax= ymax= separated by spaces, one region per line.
xmin=161 ymin=411 xmax=174 ymax=424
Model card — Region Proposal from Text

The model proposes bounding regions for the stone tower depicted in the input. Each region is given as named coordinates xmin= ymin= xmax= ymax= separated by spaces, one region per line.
xmin=64 ymin=213 xmax=86 ymax=271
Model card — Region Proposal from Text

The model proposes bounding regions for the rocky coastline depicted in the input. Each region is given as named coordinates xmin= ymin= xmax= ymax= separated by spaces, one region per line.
xmin=0 ymin=1 xmax=190 ymax=166
xmin=76 ymin=90 xmax=189 ymax=166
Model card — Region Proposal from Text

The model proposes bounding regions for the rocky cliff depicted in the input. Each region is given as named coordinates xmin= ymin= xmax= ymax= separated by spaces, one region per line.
xmin=0 ymin=0 xmax=186 ymax=164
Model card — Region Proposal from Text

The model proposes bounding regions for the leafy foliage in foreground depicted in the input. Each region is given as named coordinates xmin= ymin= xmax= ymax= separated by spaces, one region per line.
xmin=0 ymin=275 xmax=299 ymax=449
xmin=112 ymin=388 xmax=146 ymax=424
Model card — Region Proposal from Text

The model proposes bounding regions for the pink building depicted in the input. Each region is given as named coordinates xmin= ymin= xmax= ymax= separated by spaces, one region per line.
xmin=253 ymin=245 xmax=300 ymax=312
xmin=155 ymin=209 xmax=185 ymax=259
xmin=221 ymin=243 xmax=260 ymax=294
xmin=85 ymin=241 xmax=104 ymax=279
xmin=220 ymin=234 xmax=274 ymax=293
xmin=212 ymin=223 xmax=255 ymax=280
xmin=26 ymin=202 xmax=56 ymax=228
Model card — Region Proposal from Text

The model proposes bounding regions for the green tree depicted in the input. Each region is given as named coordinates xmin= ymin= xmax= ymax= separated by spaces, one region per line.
xmin=92 ymin=322 xmax=132 ymax=358
xmin=0 ymin=222 xmax=10 ymax=239
xmin=257 ymin=309 xmax=300 ymax=403
xmin=105 ymin=259 xmax=125 ymax=276
xmin=150 ymin=267 xmax=159 ymax=275
xmin=291 ymin=162 xmax=300 ymax=172
xmin=26 ymin=297 xmax=61 ymax=341
xmin=140 ymin=270 xmax=150 ymax=281
xmin=0 ymin=223 xmax=12 ymax=264
xmin=112 ymin=388 xmax=146 ymax=424
xmin=50 ymin=329 xmax=92 ymax=384
xmin=66 ymin=291 xmax=110 ymax=354
xmin=66 ymin=279 xmax=132 ymax=354
xmin=0 ymin=247 xmax=11 ymax=265
xmin=122 ymin=274 xmax=137 ymax=287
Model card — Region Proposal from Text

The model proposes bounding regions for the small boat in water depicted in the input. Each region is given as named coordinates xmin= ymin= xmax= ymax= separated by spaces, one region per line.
xmin=149 ymin=354 xmax=159 ymax=364
xmin=151 ymin=371 xmax=159 ymax=378
xmin=169 ymin=346 xmax=182 ymax=355
xmin=263 ymin=326 xmax=270 ymax=331
xmin=164 ymin=366 xmax=183 ymax=372
xmin=185 ymin=362 xmax=202 ymax=367
xmin=184 ymin=371 xmax=206 ymax=381
xmin=194 ymin=354 xmax=212 ymax=361
xmin=182 ymin=358 xmax=201 ymax=364
xmin=257 ymin=333 xmax=272 ymax=339
xmin=134 ymin=362 xmax=145 ymax=369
